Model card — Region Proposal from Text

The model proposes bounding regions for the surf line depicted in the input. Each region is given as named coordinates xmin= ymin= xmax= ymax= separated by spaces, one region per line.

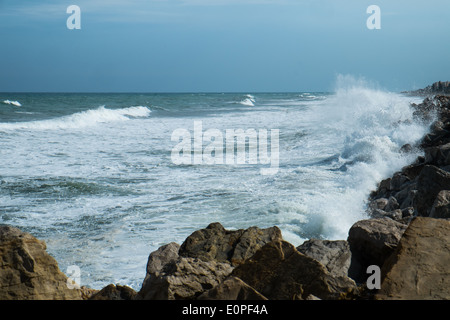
xmin=171 ymin=120 xmax=279 ymax=175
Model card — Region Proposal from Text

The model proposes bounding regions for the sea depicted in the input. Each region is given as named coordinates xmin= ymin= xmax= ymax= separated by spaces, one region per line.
xmin=0 ymin=80 xmax=431 ymax=290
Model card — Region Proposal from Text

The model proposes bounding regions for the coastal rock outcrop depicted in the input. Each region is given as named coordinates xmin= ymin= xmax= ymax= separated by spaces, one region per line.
xmin=178 ymin=222 xmax=283 ymax=266
xmin=376 ymin=217 xmax=450 ymax=300
xmin=347 ymin=218 xmax=407 ymax=283
xmin=230 ymin=240 xmax=356 ymax=300
xmin=296 ymin=239 xmax=352 ymax=279
xmin=0 ymin=225 xmax=83 ymax=300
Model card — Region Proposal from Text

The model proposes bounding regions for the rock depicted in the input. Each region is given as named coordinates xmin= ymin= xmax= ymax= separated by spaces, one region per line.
xmin=178 ymin=222 xmax=282 ymax=266
xmin=416 ymin=165 xmax=450 ymax=216
xmin=399 ymin=143 xmax=413 ymax=153
xmin=401 ymin=163 xmax=425 ymax=181
xmin=347 ymin=218 xmax=407 ymax=283
xmin=385 ymin=196 xmax=400 ymax=212
xmin=370 ymin=209 xmax=403 ymax=222
xmin=296 ymin=239 xmax=352 ymax=279
xmin=399 ymin=190 xmax=418 ymax=209
xmin=198 ymin=276 xmax=267 ymax=300
xmin=139 ymin=242 xmax=180 ymax=295
xmin=424 ymin=143 xmax=450 ymax=166
xmin=89 ymin=284 xmax=137 ymax=300
xmin=0 ymin=225 xmax=83 ymax=300
xmin=390 ymin=173 xmax=410 ymax=192
xmin=405 ymin=81 xmax=450 ymax=96
xmin=376 ymin=217 xmax=450 ymax=300
xmin=369 ymin=198 xmax=388 ymax=211
xmin=145 ymin=242 xmax=180 ymax=277
xmin=139 ymin=257 xmax=233 ymax=300
xmin=231 ymin=240 xmax=356 ymax=300
xmin=429 ymin=190 xmax=450 ymax=219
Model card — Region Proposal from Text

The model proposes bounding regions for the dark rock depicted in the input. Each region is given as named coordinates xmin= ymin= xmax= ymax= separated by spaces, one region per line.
xmin=231 ymin=240 xmax=356 ymax=300
xmin=198 ymin=276 xmax=267 ymax=300
xmin=90 ymin=284 xmax=137 ymax=300
xmin=429 ymin=190 xmax=450 ymax=219
xmin=347 ymin=218 xmax=407 ymax=283
xmin=376 ymin=217 xmax=450 ymax=300
xmin=178 ymin=222 xmax=282 ymax=266
xmin=368 ymin=198 xmax=388 ymax=211
xmin=416 ymin=165 xmax=450 ymax=216
xmin=385 ymin=196 xmax=399 ymax=212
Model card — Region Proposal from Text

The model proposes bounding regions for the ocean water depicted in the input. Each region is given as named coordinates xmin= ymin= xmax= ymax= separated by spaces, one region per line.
xmin=0 ymin=82 xmax=430 ymax=290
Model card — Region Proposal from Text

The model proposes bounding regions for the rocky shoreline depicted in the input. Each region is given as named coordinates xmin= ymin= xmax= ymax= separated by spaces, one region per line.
xmin=1 ymin=84 xmax=449 ymax=300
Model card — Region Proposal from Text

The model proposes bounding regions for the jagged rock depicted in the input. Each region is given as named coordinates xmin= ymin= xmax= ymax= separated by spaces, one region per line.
xmin=347 ymin=218 xmax=407 ymax=283
xmin=376 ymin=217 xmax=450 ymax=300
xmin=178 ymin=222 xmax=282 ymax=266
xmin=198 ymin=276 xmax=267 ymax=300
xmin=390 ymin=173 xmax=410 ymax=192
xmin=231 ymin=240 xmax=356 ymax=300
xmin=416 ymin=165 xmax=450 ymax=216
xmin=89 ymin=284 xmax=137 ymax=300
xmin=0 ymin=225 xmax=83 ymax=300
xmin=296 ymin=239 xmax=352 ymax=279
xmin=424 ymin=143 xmax=450 ymax=166
xmin=429 ymin=190 xmax=450 ymax=219
xmin=385 ymin=196 xmax=400 ymax=212
xmin=369 ymin=198 xmax=388 ymax=211
xmin=139 ymin=257 xmax=233 ymax=300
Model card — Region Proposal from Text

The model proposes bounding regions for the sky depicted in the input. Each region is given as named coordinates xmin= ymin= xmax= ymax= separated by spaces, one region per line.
xmin=0 ymin=0 xmax=449 ymax=92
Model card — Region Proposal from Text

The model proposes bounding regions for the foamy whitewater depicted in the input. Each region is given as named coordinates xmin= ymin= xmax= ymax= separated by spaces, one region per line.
xmin=0 ymin=80 xmax=430 ymax=290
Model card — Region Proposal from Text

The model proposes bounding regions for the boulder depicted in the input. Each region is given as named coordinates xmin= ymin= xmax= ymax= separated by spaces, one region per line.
xmin=376 ymin=217 xmax=450 ymax=300
xmin=198 ymin=276 xmax=267 ymax=300
xmin=296 ymin=239 xmax=352 ymax=279
xmin=139 ymin=242 xmax=180 ymax=296
xmin=231 ymin=240 xmax=356 ymax=300
xmin=347 ymin=218 xmax=407 ymax=283
xmin=0 ymin=225 xmax=83 ymax=300
xmin=416 ymin=165 xmax=450 ymax=216
xmin=178 ymin=222 xmax=282 ymax=266
xmin=89 ymin=284 xmax=137 ymax=300
xmin=138 ymin=257 xmax=233 ymax=300
xmin=429 ymin=190 xmax=450 ymax=219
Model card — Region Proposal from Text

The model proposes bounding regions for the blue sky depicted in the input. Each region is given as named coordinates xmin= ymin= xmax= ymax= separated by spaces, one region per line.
xmin=0 ymin=0 xmax=449 ymax=92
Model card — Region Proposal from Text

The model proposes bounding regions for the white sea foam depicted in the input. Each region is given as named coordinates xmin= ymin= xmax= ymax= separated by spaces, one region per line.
xmin=0 ymin=105 xmax=151 ymax=130
xmin=239 ymin=94 xmax=256 ymax=106
xmin=3 ymin=100 xmax=22 ymax=107
xmin=285 ymin=75 xmax=429 ymax=241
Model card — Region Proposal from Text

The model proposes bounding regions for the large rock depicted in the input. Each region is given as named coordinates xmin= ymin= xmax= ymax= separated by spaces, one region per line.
xmin=178 ymin=222 xmax=282 ymax=266
xmin=429 ymin=190 xmax=450 ymax=219
xmin=139 ymin=241 xmax=180 ymax=297
xmin=231 ymin=240 xmax=356 ymax=300
xmin=296 ymin=239 xmax=352 ymax=279
xmin=89 ymin=284 xmax=137 ymax=300
xmin=0 ymin=225 xmax=83 ymax=300
xmin=416 ymin=165 xmax=450 ymax=216
xmin=347 ymin=218 xmax=407 ymax=283
xmin=376 ymin=217 xmax=450 ymax=300
xmin=198 ymin=276 xmax=267 ymax=300
xmin=138 ymin=257 xmax=233 ymax=300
